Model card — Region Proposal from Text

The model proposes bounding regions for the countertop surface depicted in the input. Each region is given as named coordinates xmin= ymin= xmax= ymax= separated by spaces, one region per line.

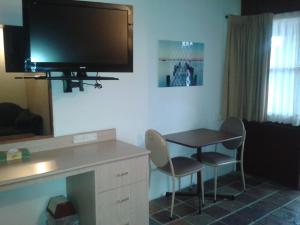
xmin=0 ymin=140 xmax=149 ymax=187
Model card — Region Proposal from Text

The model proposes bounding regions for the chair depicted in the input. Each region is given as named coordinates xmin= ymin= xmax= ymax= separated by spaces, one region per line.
xmin=191 ymin=117 xmax=246 ymax=202
xmin=0 ymin=102 xmax=43 ymax=136
xmin=145 ymin=129 xmax=204 ymax=219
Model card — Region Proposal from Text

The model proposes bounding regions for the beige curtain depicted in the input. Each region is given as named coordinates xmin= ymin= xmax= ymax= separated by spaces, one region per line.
xmin=222 ymin=14 xmax=273 ymax=121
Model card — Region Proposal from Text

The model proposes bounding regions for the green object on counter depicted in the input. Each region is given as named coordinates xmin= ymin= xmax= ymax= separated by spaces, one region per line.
xmin=0 ymin=148 xmax=31 ymax=163
xmin=21 ymin=148 xmax=31 ymax=160
xmin=0 ymin=151 xmax=6 ymax=163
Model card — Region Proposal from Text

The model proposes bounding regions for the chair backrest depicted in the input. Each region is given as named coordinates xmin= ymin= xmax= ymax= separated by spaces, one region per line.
xmin=0 ymin=102 xmax=23 ymax=127
xmin=220 ymin=117 xmax=246 ymax=150
xmin=145 ymin=129 xmax=170 ymax=168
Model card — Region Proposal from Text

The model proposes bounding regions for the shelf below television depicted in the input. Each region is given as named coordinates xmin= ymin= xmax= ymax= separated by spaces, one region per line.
xmin=15 ymin=73 xmax=119 ymax=92
xmin=15 ymin=75 xmax=119 ymax=81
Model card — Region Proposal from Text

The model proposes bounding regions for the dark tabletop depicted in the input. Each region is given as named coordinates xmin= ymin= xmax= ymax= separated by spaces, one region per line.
xmin=164 ymin=128 xmax=242 ymax=148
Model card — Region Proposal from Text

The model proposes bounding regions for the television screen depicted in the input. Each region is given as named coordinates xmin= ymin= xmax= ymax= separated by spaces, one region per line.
xmin=23 ymin=0 xmax=133 ymax=72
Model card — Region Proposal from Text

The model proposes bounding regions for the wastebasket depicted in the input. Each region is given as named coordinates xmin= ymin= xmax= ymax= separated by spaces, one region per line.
xmin=46 ymin=195 xmax=79 ymax=225
xmin=46 ymin=212 xmax=79 ymax=225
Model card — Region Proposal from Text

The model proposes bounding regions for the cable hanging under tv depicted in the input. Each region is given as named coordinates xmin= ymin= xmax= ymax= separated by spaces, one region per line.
xmin=15 ymin=72 xmax=119 ymax=93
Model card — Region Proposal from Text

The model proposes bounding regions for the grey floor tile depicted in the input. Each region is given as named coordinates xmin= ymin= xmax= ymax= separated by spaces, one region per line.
xmin=221 ymin=213 xmax=250 ymax=225
xmin=245 ymin=186 xmax=273 ymax=198
xmin=236 ymin=206 xmax=267 ymax=223
xmin=185 ymin=197 xmax=215 ymax=210
xmin=281 ymin=189 xmax=300 ymax=198
xmin=254 ymin=215 xmax=292 ymax=225
xmin=217 ymin=199 xmax=246 ymax=212
xmin=149 ymin=173 xmax=300 ymax=225
xmin=150 ymin=201 xmax=165 ymax=215
xmin=284 ymin=198 xmax=300 ymax=213
xmin=167 ymin=219 xmax=191 ymax=225
xmin=209 ymin=222 xmax=227 ymax=225
xmin=150 ymin=218 xmax=162 ymax=225
xmin=151 ymin=210 xmax=179 ymax=224
xmin=184 ymin=213 xmax=215 ymax=225
xmin=203 ymin=205 xmax=230 ymax=219
xmin=271 ymin=208 xmax=300 ymax=224
xmin=151 ymin=196 xmax=181 ymax=209
xmin=235 ymin=192 xmax=257 ymax=204
xmin=264 ymin=190 xmax=300 ymax=206
xmin=250 ymin=199 xmax=279 ymax=213
xmin=257 ymin=182 xmax=282 ymax=192
xmin=171 ymin=203 xmax=197 ymax=217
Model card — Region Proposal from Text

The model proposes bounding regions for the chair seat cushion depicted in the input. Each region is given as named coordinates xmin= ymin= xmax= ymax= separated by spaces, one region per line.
xmin=192 ymin=152 xmax=236 ymax=166
xmin=161 ymin=156 xmax=203 ymax=177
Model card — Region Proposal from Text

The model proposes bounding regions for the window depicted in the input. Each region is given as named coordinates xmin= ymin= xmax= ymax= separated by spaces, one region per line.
xmin=267 ymin=13 xmax=300 ymax=126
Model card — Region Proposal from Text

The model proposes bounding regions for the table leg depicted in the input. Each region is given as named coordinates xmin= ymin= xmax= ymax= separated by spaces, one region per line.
xmin=197 ymin=147 xmax=202 ymax=213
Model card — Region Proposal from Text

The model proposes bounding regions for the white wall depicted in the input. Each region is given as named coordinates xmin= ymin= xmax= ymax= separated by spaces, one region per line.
xmin=0 ymin=0 xmax=241 ymax=224
xmin=0 ymin=179 xmax=66 ymax=225
xmin=0 ymin=1 xmax=22 ymax=26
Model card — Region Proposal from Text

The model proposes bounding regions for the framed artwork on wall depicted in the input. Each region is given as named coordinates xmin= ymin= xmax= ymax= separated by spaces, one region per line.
xmin=158 ymin=40 xmax=204 ymax=88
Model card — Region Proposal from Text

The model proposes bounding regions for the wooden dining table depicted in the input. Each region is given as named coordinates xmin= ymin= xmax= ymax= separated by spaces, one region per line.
xmin=164 ymin=128 xmax=242 ymax=210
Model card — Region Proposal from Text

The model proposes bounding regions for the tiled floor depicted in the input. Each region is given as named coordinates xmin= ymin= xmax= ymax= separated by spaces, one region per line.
xmin=149 ymin=173 xmax=300 ymax=225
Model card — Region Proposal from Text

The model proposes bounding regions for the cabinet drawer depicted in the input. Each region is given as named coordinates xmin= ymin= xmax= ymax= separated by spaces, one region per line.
xmin=96 ymin=181 xmax=148 ymax=225
xmin=96 ymin=156 xmax=148 ymax=193
xmin=97 ymin=185 xmax=131 ymax=225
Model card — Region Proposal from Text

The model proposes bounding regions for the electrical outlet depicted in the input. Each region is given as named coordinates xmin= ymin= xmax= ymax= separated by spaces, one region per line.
xmin=73 ymin=133 xmax=98 ymax=144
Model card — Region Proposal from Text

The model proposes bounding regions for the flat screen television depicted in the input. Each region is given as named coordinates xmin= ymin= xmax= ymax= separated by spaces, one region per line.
xmin=22 ymin=0 xmax=133 ymax=72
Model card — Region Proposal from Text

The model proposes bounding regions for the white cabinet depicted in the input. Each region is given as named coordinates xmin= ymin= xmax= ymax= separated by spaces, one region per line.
xmin=0 ymin=132 xmax=150 ymax=225
xmin=95 ymin=156 xmax=149 ymax=225
xmin=96 ymin=156 xmax=148 ymax=193
xmin=97 ymin=185 xmax=131 ymax=225
xmin=67 ymin=155 xmax=149 ymax=225
xmin=97 ymin=181 xmax=148 ymax=225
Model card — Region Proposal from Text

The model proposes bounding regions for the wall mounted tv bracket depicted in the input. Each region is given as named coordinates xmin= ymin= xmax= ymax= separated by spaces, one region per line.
xmin=59 ymin=72 xmax=119 ymax=93
xmin=15 ymin=72 xmax=119 ymax=93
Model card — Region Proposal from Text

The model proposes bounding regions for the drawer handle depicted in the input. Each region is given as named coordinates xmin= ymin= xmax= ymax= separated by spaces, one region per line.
xmin=117 ymin=197 xmax=130 ymax=203
xmin=117 ymin=172 xmax=129 ymax=177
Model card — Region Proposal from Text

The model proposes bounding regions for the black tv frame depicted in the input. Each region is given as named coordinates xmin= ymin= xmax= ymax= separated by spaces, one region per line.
xmin=22 ymin=0 xmax=133 ymax=73
xmin=3 ymin=25 xmax=26 ymax=73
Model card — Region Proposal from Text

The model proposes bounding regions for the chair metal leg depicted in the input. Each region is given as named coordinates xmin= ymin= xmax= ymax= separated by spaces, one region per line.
xmin=148 ymin=160 xmax=152 ymax=189
xmin=170 ymin=176 xmax=176 ymax=219
xmin=201 ymin=170 xmax=205 ymax=205
xmin=240 ymin=162 xmax=246 ymax=191
xmin=214 ymin=167 xmax=218 ymax=202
